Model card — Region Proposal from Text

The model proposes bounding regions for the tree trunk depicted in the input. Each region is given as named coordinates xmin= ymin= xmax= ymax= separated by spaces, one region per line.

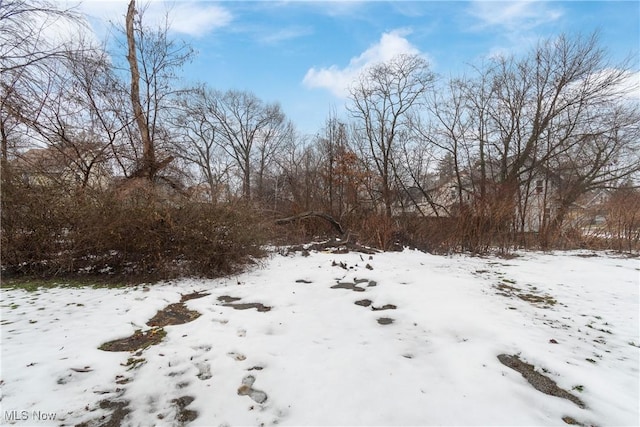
xmin=126 ymin=0 xmax=154 ymax=180
xmin=1 ymin=119 xmax=7 ymax=163
xmin=243 ymin=157 xmax=251 ymax=200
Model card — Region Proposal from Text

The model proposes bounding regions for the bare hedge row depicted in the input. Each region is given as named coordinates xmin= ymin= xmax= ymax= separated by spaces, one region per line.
xmin=2 ymin=167 xmax=638 ymax=281
xmin=1 ymin=170 xmax=266 ymax=280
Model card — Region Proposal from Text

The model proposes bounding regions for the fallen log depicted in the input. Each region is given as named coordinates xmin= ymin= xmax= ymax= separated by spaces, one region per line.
xmin=275 ymin=211 xmax=345 ymax=235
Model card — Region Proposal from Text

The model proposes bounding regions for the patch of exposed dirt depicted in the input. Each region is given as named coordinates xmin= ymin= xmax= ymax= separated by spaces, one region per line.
xmin=517 ymin=293 xmax=557 ymax=306
xmin=497 ymin=354 xmax=585 ymax=409
xmin=354 ymin=299 xmax=396 ymax=311
xmin=172 ymin=395 xmax=198 ymax=424
xmin=147 ymin=303 xmax=201 ymax=327
xmin=75 ymin=399 xmax=130 ymax=427
xmin=372 ymin=304 xmax=397 ymax=311
xmin=99 ymin=328 xmax=166 ymax=352
xmin=331 ymin=282 xmax=365 ymax=292
xmin=495 ymin=283 xmax=557 ymax=308
xmin=219 ymin=298 xmax=272 ymax=312
xmin=561 ymin=415 xmax=592 ymax=426
xmin=377 ymin=317 xmax=394 ymax=325
xmin=333 ymin=277 xmax=378 ymax=293
xmin=179 ymin=291 xmax=210 ymax=302
xmin=90 ymin=292 xmax=206 ymax=425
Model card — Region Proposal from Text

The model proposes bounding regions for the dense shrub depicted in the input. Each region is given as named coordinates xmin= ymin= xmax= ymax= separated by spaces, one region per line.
xmin=1 ymin=171 xmax=266 ymax=280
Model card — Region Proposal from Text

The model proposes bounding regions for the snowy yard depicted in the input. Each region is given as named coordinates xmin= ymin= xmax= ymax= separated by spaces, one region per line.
xmin=1 ymin=249 xmax=638 ymax=426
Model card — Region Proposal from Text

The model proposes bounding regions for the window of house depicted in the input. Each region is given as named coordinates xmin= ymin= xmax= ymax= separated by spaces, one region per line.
xmin=536 ymin=180 xmax=543 ymax=194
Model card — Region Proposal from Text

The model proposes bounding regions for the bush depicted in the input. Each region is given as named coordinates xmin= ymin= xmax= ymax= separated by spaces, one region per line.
xmin=1 ymin=171 xmax=266 ymax=280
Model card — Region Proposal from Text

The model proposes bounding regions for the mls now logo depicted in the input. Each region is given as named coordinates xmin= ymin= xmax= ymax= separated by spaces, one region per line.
xmin=4 ymin=410 xmax=57 ymax=421
xmin=3 ymin=411 xmax=28 ymax=421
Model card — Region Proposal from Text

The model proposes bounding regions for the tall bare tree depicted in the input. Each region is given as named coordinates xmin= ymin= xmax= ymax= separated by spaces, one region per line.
xmin=206 ymin=89 xmax=290 ymax=200
xmin=124 ymin=0 xmax=193 ymax=181
xmin=315 ymin=111 xmax=350 ymax=216
xmin=348 ymin=54 xmax=435 ymax=218
xmin=1 ymin=0 xmax=85 ymax=162
xmin=170 ymin=87 xmax=233 ymax=202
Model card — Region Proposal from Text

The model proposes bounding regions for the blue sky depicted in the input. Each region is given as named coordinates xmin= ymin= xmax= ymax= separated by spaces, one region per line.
xmin=78 ymin=1 xmax=640 ymax=135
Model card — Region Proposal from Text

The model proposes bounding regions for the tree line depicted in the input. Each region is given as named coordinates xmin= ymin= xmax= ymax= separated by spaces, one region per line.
xmin=2 ymin=0 xmax=639 ymax=279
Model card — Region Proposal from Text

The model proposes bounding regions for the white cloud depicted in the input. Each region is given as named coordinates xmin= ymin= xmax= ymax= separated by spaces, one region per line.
xmin=621 ymin=71 xmax=640 ymax=101
xmin=162 ymin=3 xmax=232 ymax=37
xmin=590 ymin=69 xmax=640 ymax=102
xmin=77 ymin=1 xmax=232 ymax=38
xmin=467 ymin=0 xmax=563 ymax=32
xmin=259 ymin=26 xmax=313 ymax=45
xmin=302 ymin=29 xmax=422 ymax=98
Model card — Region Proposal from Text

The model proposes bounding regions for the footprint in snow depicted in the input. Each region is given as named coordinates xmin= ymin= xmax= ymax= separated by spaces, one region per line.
xmin=354 ymin=299 xmax=397 ymax=311
xmin=377 ymin=317 xmax=395 ymax=325
xmin=228 ymin=352 xmax=246 ymax=361
xmin=195 ymin=362 xmax=212 ymax=380
xmin=237 ymin=375 xmax=268 ymax=404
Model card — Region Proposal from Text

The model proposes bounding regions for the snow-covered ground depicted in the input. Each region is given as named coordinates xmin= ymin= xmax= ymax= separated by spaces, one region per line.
xmin=1 ymin=249 xmax=638 ymax=426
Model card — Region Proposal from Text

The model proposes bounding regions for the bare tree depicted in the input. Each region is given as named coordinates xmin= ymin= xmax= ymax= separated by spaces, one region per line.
xmin=206 ymin=89 xmax=290 ymax=200
xmin=253 ymin=118 xmax=294 ymax=203
xmin=1 ymin=0 xmax=85 ymax=162
xmin=170 ymin=87 xmax=233 ymax=202
xmin=23 ymin=45 xmax=132 ymax=189
xmin=348 ymin=54 xmax=435 ymax=218
xmin=0 ymin=0 xmax=84 ymax=73
xmin=311 ymin=111 xmax=350 ymax=216
xmin=124 ymin=0 xmax=193 ymax=181
xmin=422 ymin=33 xmax=640 ymax=248
xmin=541 ymin=102 xmax=640 ymax=241
xmin=485 ymin=34 xmax=639 ymax=243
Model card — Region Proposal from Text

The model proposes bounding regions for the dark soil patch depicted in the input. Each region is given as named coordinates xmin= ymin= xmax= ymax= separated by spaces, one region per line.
xmin=497 ymin=354 xmax=585 ymax=408
xmin=147 ymin=303 xmax=201 ymax=327
xmin=98 ymin=399 xmax=130 ymax=427
xmin=561 ymin=416 xmax=588 ymax=425
xmin=218 ymin=295 xmax=241 ymax=303
xmin=495 ymin=283 xmax=557 ymax=308
xmin=331 ymin=282 xmax=365 ymax=292
xmin=377 ymin=317 xmax=394 ymax=325
xmin=75 ymin=399 xmax=130 ymax=427
xmin=496 ymin=283 xmax=520 ymax=293
xmin=99 ymin=328 xmax=166 ymax=352
xmin=355 ymin=299 xmax=372 ymax=307
xmin=517 ymin=293 xmax=557 ymax=306
xmin=179 ymin=291 xmax=210 ymax=302
xmin=223 ymin=302 xmax=271 ymax=312
xmin=576 ymin=253 xmax=599 ymax=258
xmin=372 ymin=304 xmax=397 ymax=311
xmin=172 ymin=395 xmax=198 ymax=424
xmin=295 ymin=279 xmax=312 ymax=283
